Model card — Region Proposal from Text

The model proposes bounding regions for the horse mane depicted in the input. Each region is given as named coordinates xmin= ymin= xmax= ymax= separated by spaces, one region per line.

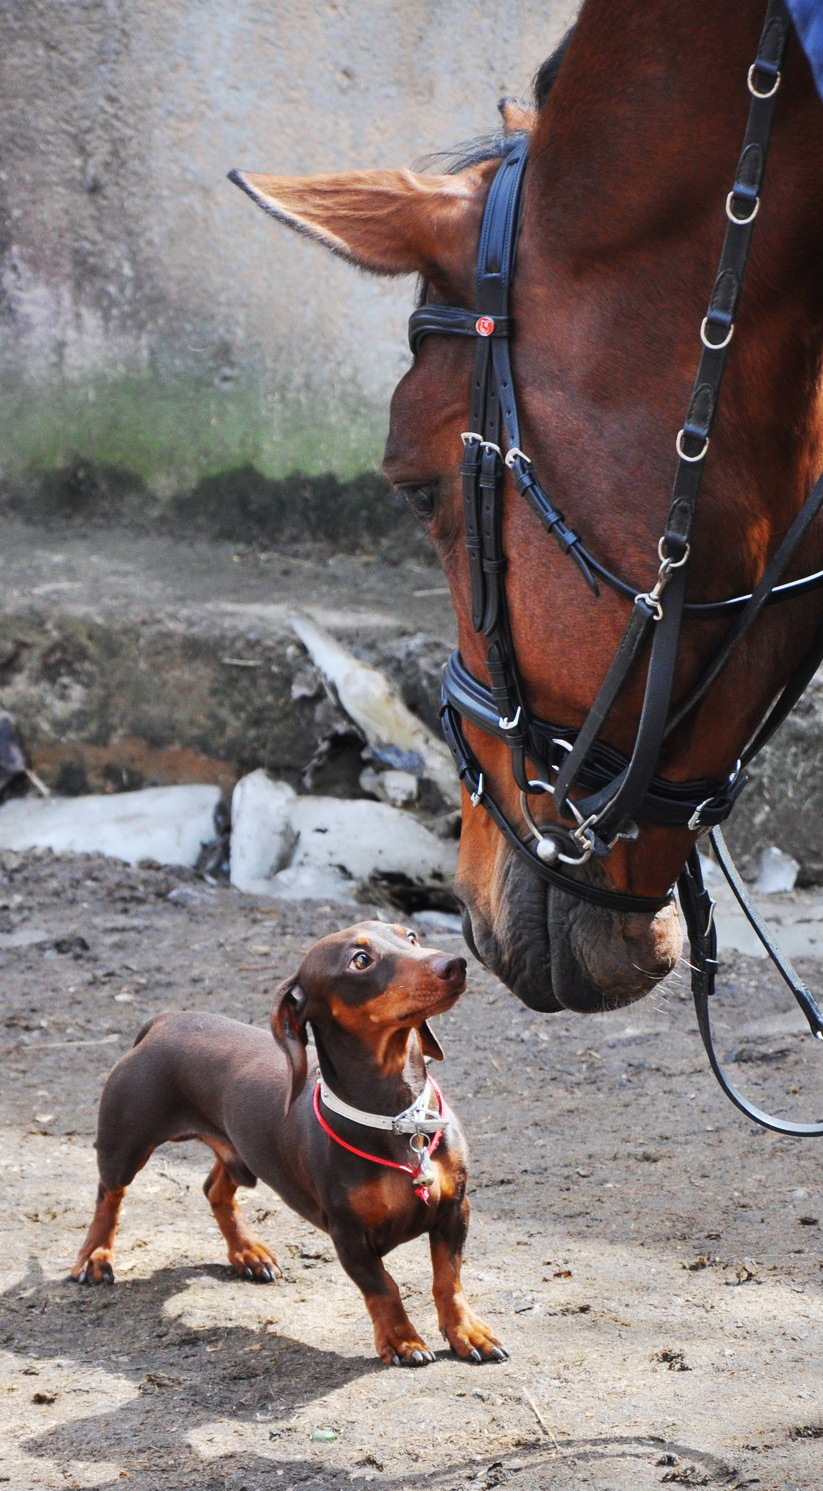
xmin=409 ymin=26 xmax=575 ymax=305
xmin=533 ymin=26 xmax=575 ymax=110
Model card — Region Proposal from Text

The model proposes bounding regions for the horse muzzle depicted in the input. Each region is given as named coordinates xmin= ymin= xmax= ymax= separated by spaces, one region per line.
xmin=460 ymin=855 xmax=682 ymax=1014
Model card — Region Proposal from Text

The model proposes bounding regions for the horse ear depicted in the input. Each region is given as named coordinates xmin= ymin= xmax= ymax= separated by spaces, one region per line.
xmin=498 ymin=96 xmax=537 ymax=134
xmin=228 ymin=164 xmax=486 ymax=282
xmin=270 ymin=976 xmax=310 ymax=1115
xmin=419 ymin=1019 xmax=445 ymax=1062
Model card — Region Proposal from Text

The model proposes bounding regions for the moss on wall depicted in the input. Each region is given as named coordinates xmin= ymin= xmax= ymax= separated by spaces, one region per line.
xmin=0 ymin=369 xmax=387 ymax=497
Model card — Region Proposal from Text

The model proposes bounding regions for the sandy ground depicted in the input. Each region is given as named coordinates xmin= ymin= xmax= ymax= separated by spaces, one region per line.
xmin=1 ymin=847 xmax=821 ymax=1491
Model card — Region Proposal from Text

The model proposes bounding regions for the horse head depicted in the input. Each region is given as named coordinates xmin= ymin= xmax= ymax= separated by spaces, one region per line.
xmin=231 ymin=0 xmax=823 ymax=1017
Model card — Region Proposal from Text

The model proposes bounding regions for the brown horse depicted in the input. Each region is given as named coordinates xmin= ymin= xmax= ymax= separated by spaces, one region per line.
xmin=231 ymin=1 xmax=823 ymax=1018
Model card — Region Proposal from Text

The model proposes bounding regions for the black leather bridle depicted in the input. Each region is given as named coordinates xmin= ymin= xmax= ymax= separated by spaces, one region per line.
xmin=409 ymin=0 xmax=823 ymax=1135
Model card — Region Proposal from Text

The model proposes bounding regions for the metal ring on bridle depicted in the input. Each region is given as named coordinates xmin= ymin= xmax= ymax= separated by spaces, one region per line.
xmin=747 ymin=62 xmax=780 ymax=99
xmin=658 ymin=537 xmax=690 ymax=569
xmin=700 ymin=315 xmax=734 ymax=351
xmin=725 ymin=190 xmax=760 ymax=225
xmin=675 ymin=428 xmax=710 ymax=462
xmin=519 ymin=781 xmax=595 ymax=866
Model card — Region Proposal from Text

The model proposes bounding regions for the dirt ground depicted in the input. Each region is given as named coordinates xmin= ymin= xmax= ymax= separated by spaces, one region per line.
xmin=1 ymin=846 xmax=821 ymax=1491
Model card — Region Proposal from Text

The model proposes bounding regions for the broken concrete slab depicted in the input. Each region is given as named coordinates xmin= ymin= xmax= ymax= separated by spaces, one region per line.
xmin=290 ymin=613 xmax=459 ymax=808
xmin=229 ymin=769 xmax=297 ymax=895
xmin=753 ymin=845 xmax=800 ymax=894
xmin=287 ymin=794 xmax=456 ymax=888
xmin=0 ymin=785 xmax=221 ymax=868
xmin=359 ymin=765 xmax=419 ymax=808
xmin=228 ymin=770 xmax=457 ymax=905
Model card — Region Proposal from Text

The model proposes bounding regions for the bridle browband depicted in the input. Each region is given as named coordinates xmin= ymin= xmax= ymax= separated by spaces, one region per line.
xmin=409 ymin=0 xmax=823 ymax=1135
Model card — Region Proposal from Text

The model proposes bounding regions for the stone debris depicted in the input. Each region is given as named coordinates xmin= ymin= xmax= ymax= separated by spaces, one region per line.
xmin=0 ymin=785 xmax=222 ymax=868
xmin=358 ymin=765 xmax=418 ymax=808
xmin=229 ymin=771 xmax=297 ymax=894
xmin=753 ymin=844 xmax=800 ymax=894
xmin=290 ymin=612 xmax=459 ymax=808
xmin=229 ymin=768 xmax=456 ymax=905
xmin=0 ymin=711 xmax=28 ymax=795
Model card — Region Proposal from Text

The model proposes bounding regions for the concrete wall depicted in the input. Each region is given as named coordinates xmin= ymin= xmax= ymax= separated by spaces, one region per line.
xmin=0 ymin=0 xmax=577 ymax=499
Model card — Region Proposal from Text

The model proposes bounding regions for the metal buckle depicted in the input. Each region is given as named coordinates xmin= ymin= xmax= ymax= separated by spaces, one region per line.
xmin=504 ymin=446 xmax=529 ymax=469
xmin=470 ymin=773 xmax=485 ymax=808
xmin=461 ymin=432 xmax=501 ymax=455
xmin=688 ymin=796 xmax=714 ymax=833
xmin=498 ymin=705 xmax=522 ymax=731
xmin=687 ymin=759 xmax=741 ymax=833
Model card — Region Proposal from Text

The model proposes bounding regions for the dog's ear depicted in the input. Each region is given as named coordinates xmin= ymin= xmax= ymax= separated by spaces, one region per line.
xmin=419 ymin=1020 xmax=445 ymax=1062
xmin=271 ymin=975 xmax=310 ymax=1114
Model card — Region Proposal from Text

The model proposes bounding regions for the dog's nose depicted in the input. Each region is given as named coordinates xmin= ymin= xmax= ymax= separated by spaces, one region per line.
xmin=431 ymin=956 xmax=467 ymax=985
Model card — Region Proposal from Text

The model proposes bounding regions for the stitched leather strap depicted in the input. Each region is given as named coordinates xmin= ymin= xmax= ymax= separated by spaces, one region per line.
xmin=680 ymin=841 xmax=823 ymax=1137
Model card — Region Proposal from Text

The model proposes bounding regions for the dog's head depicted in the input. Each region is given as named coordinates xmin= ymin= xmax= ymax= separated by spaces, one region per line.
xmin=270 ymin=921 xmax=467 ymax=1113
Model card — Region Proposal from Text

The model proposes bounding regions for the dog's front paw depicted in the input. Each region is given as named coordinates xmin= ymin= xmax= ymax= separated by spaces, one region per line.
xmin=71 ymin=1248 xmax=116 ymax=1285
xmin=229 ymin=1242 xmax=282 ymax=1283
xmin=376 ymin=1329 xmax=435 ymax=1368
xmin=442 ymin=1310 xmax=510 ymax=1364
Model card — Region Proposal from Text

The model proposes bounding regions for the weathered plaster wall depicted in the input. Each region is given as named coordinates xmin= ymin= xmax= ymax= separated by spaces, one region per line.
xmin=0 ymin=0 xmax=577 ymax=496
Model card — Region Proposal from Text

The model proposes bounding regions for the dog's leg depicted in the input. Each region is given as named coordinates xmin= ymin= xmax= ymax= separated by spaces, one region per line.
xmin=330 ymin=1230 xmax=435 ymax=1367
xmin=72 ymin=1131 xmax=154 ymax=1284
xmin=71 ymin=1183 xmax=127 ymax=1284
xmin=430 ymin=1199 xmax=509 ymax=1362
xmin=203 ymin=1157 xmax=281 ymax=1283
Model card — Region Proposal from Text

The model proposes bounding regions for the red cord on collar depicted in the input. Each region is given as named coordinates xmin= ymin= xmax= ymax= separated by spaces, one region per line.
xmin=312 ymin=1078 xmax=444 ymax=1204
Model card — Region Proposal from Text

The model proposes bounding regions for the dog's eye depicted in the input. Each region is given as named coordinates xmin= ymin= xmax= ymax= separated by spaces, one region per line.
xmin=406 ymin=931 xmax=418 ymax=946
xmin=350 ymin=949 xmax=372 ymax=971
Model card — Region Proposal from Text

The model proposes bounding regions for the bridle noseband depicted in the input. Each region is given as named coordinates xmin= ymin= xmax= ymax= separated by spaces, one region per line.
xmin=408 ymin=0 xmax=823 ymax=1135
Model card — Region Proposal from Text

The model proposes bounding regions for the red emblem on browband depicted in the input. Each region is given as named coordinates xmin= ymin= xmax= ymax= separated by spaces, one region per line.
xmin=476 ymin=316 xmax=495 ymax=337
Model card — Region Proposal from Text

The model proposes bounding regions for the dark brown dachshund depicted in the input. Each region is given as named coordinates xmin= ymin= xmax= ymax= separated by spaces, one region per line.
xmin=71 ymin=920 xmax=508 ymax=1367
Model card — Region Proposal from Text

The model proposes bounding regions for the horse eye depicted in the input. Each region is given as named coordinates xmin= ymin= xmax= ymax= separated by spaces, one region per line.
xmin=402 ymin=485 xmax=437 ymax=520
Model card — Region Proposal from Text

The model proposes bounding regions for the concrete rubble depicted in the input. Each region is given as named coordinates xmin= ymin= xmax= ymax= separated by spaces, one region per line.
xmin=753 ymin=845 xmax=800 ymax=895
xmin=0 ymin=784 xmax=222 ymax=869
xmin=0 ymin=767 xmax=456 ymax=910
xmin=290 ymin=612 xmax=459 ymax=808
xmin=229 ymin=768 xmax=456 ymax=905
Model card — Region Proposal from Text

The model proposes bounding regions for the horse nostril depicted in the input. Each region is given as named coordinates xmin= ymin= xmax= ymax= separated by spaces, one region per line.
xmin=432 ymin=956 xmax=467 ymax=984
